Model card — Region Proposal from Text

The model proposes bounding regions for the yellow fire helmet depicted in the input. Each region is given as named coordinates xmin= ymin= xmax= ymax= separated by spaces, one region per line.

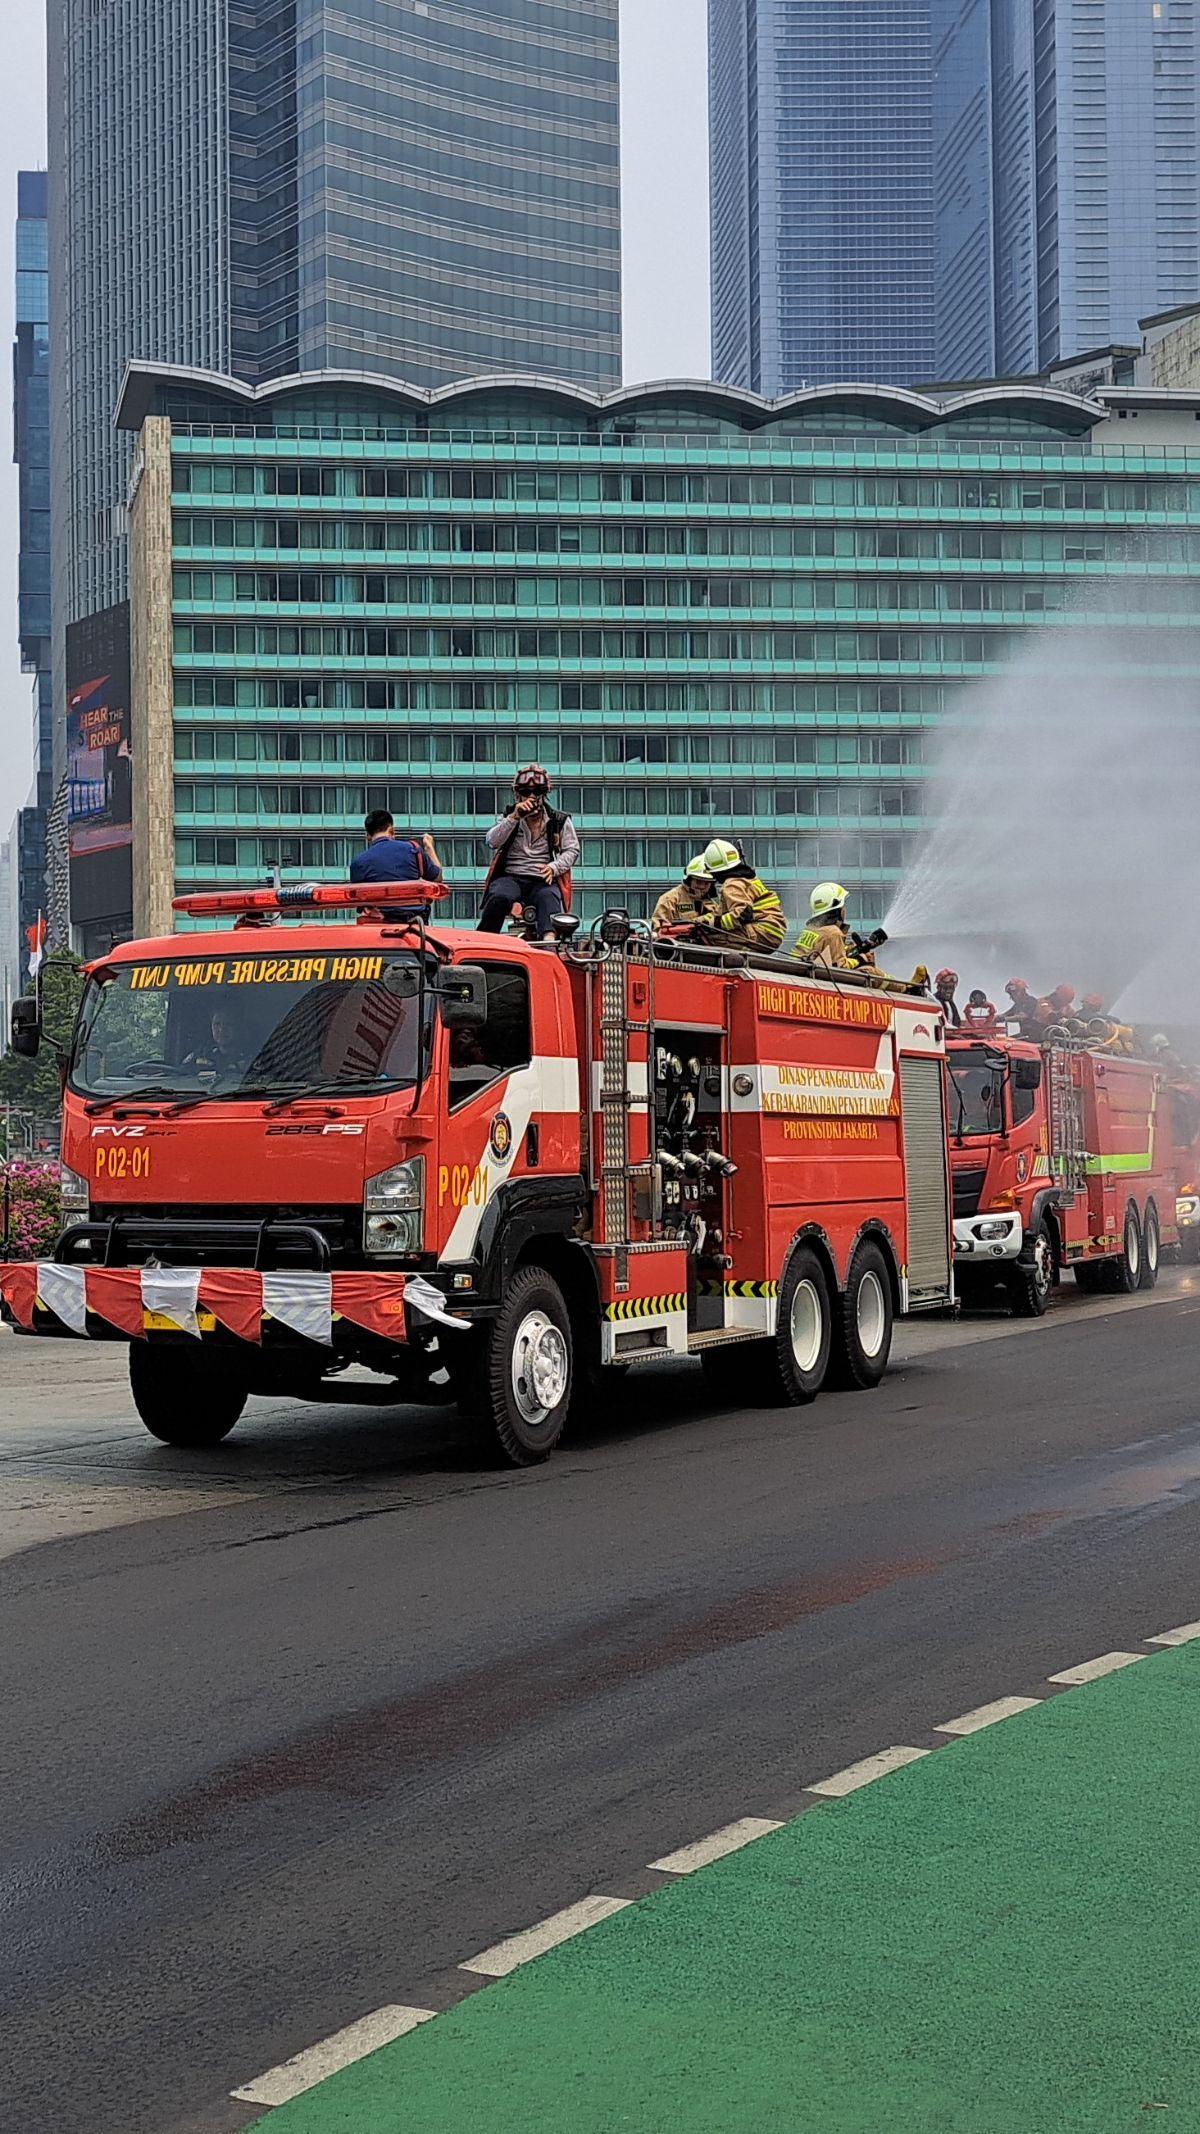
xmin=703 ymin=838 xmax=742 ymax=874
xmin=810 ymin=880 xmax=849 ymax=919
xmin=684 ymin=855 xmax=713 ymax=881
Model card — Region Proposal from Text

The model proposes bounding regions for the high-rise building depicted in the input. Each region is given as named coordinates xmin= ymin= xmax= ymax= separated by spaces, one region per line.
xmin=12 ymin=170 xmax=51 ymax=987
xmin=709 ymin=1 xmax=936 ymax=392
xmin=932 ymin=0 xmax=1200 ymax=379
xmin=118 ymin=363 xmax=1200 ymax=944
xmin=47 ymin=0 xmax=621 ymax=952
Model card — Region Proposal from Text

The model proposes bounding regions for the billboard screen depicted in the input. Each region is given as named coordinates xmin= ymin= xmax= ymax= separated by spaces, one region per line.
xmin=66 ymin=601 xmax=133 ymax=937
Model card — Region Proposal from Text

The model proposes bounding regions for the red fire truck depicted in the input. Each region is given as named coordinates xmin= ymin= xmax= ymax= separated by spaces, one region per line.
xmin=946 ymin=1028 xmax=1186 ymax=1314
xmin=2 ymin=884 xmax=953 ymax=1464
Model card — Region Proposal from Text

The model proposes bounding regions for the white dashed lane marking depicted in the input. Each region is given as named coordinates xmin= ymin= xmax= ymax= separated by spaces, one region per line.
xmin=231 ymin=2006 xmax=437 ymax=2107
xmin=461 ymin=1895 xmax=633 ymax=1979
xmin=806 ymin=1746 xmax=930 ymax=1797
xmin=230 ymin=1632 xmax=1199 ymax=2109
xmin=650 ymin=1817 xmax=784 ymax=1875
xmin=1048 ymin=1652 xmax=1146 ymax=1685
xmin=1146 ymin=1620 xmax=1200 ymax=1647
xmin=935 ymin=1696 xmax=1044 ymax=1736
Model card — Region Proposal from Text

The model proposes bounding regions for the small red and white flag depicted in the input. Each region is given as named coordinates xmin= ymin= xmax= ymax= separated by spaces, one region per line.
xmin=25 ymin=911 xmax=46 ymax=978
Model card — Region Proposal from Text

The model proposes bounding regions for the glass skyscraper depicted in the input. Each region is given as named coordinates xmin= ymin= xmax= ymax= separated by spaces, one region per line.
xmin=12 ymin=171 xmax=51 ymax=984
xmin=933 ymin=0 xmax=1200 ymax=378
xmin=47 ymin=0 xmax=620 ymax=942
xmin=709 ymin=1 xmax=936 ymax=392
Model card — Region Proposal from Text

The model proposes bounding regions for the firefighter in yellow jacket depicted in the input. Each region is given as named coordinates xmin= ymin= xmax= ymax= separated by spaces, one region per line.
xmin=793 ymin=881 xmax=854 ymax=970
xmin=697 ymin=839 xmax=787 ymax=953
xmin=651 ymin=855 xmax=717 ymax=933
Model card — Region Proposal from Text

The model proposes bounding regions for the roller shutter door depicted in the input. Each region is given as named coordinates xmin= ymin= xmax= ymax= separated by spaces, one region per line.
xmin=900 ymin=1056 xmax=952 ymax=1304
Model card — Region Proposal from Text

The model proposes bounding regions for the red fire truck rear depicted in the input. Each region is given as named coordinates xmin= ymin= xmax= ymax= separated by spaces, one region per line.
xmin=2 ymin=885 xmax=953 ymax=1465
xmin=946 ymin=1027 xmax=1190 ymax=1314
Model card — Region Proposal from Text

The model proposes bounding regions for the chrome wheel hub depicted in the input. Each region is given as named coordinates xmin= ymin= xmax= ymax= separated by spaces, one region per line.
xmin=511 ymin=1310 xmax=568 ymax=1426
xmin=856 ymin=1269 xmax=887 ymax=1356
xmin=789 ymin=1279 xmax=823 ymax=1374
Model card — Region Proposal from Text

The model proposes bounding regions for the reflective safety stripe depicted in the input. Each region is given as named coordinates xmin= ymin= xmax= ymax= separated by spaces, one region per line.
xmin=725 ymin=1278 xmax=778 ymax=1300
xmin=604 ymin=1293 xmax=686 ymax=1321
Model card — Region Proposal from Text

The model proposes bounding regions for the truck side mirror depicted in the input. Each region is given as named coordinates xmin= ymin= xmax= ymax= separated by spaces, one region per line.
xmin=10 ymin=995 xmax=41 ymax=1059
xmin=438 ymin=964 xmax=488 ymax=1032
xmin=1014 ymin=1058 xmax=1042 ymax=1091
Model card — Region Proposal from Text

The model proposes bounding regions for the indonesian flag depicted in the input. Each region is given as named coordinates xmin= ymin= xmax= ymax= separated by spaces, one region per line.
xmin=25 ymin=912 xmax=46 ymax=978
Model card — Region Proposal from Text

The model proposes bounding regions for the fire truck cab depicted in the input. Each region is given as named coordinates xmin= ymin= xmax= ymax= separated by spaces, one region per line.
xmin=3 ymin=886 xmax=954 ymax=1466
xmin=947 ymin=1028 xmax=1181 ymax=1314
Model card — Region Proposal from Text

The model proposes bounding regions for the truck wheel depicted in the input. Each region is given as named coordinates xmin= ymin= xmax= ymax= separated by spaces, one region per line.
xmin=483 ymin=1264 xmax=573 ymax=1465
xmin=1139 ymin=1201 xmax=1160 ymax=1290
xmin=741 ymin=1245 xmax=832 ymax=1407
xmin=1182 ymin=1230 xmax=1200 ymax=1267
xmin=1008 ymin=1220 xmax=1054 ymax=1318
xmin=1109 ymin=1202 xmax=1143 ymax=1294
xmin=129 ymin=1343 xmax=247 ymax=1446
xmin=828 ymin=1240 xmax=894 ymax=1388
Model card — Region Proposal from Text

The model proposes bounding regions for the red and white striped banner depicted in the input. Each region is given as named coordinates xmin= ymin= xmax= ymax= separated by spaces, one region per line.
xmin=0 ymin=1264 xmax=412 ymax=1346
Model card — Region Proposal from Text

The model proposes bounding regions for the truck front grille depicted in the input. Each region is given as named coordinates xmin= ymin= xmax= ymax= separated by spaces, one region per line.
xmin=952 ymin=1167 xmax=987 ymax=1219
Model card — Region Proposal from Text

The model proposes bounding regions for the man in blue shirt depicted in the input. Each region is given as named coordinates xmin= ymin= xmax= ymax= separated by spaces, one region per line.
xmin=350 ymin=810 xmax=443 ymax=893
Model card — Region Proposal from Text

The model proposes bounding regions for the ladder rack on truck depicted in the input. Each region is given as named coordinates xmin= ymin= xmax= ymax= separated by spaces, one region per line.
xmin=3 ymin=897 xmax=953 ymax=1466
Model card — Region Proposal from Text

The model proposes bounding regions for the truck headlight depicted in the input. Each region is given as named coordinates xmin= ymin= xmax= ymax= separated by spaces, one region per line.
xmin=1178 ymin=1195 xmax=1199 ymax=1226
xmin=60 ymin=1162 xmax=89 ymax=1215
xmin=364 ymin=1158 xmax=423 ymax=1254
xmin=976 ymin=1218 xmax=1013 ymax=1240
xmin=364 ymin=1211 xmax=423 ymax=1255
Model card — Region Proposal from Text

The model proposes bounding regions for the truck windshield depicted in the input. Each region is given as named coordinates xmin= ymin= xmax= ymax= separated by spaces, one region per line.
xmin=70 ymin=949 xmax=429 ymax=1101
xmin=947 ymin=1048 xmax=1005 ymax=1137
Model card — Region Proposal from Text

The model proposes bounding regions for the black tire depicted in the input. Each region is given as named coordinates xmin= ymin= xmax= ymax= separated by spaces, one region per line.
xmin=1073 ymin=1260 xmax=1107 ymax=1294
xmin=481 ymin=1264 xmax=573 ymax=1465
xmin=129 ymin=1343 xmax=247 ymax=1446
xmin=739 ymin=1244 xmax=832 ymax=1407
xmin=1008 ymin=1219 xmax=1055 ymax=1318
xmin=828 ymin=1240 xmax=894 ymax=1388
xmin=1139 ymin=1201 xmax=1160 ymax=1290
xmin=1109 ymin=1201 xmax=1143 ymax=1294
xmin=1182 ymin=1230 xmax=1200 ymax=1267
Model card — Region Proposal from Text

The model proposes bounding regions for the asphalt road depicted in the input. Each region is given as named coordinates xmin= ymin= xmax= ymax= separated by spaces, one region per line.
xmin=3 ymin=1271 xmax=1200 ymax=2134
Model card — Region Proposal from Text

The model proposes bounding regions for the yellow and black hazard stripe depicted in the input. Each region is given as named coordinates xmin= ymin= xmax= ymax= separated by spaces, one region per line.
xmin=603 ymin=1292 xmax=687 ymax=1321
xmin=724 ymin=1278 xmax=779 ymax=1300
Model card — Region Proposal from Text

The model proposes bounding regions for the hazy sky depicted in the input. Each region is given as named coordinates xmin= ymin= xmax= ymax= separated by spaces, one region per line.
xmin=0 ymin=0 xmax=711 ymax=842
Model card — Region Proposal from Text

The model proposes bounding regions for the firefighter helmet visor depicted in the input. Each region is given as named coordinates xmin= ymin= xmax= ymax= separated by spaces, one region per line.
xmin=514 ymin=765 xmax=550 ymax=796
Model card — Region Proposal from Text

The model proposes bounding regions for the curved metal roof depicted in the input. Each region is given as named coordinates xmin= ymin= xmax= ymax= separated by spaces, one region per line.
xmin=114 ymin=359 xmax=1104 ymax=435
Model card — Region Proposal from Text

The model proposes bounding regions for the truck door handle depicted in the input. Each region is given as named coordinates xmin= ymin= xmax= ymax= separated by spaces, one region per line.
xmin=525 ymin=1122 xmax=540 ymax=1167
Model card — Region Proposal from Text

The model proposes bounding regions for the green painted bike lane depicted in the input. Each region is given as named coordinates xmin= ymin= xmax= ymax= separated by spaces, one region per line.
xmin=266 ymin=1642 xmax=1200 ymax=2133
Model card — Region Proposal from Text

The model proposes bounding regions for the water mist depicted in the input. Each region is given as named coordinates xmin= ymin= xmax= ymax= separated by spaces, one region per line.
xmin=883 ymin=604 xmax=1200 ymax=1026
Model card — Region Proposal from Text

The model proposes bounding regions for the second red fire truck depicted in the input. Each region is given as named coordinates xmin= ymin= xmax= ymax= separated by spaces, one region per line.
xmin=2 ymin=885 xmax=954 ymax=1464
xmin=947 ymin=1027 xmax=1198 ymax=1314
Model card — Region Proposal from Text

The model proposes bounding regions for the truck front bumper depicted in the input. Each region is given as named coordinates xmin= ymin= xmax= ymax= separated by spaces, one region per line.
xmin=953 ymin=1212 xmax=1024 ymax=1262
xmin=0 ymin=1261 xmax=421 ymax=1346
xmin=1177 ymin=1194 xmax=1200 ymax=1234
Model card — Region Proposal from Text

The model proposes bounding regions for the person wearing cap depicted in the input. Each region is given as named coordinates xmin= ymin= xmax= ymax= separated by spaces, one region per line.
xmin=651 ymin=856 xmax=716 ymax=934
xmin=696 ymin=839 xmax=787 ymax=953
xmin=1004 ymin=978 xmax=1044 ymax=1036
xmin=479 ymin=766 xmax=580 ymax=938
xmin=935 ymin=969 xmax=962 ymax=1028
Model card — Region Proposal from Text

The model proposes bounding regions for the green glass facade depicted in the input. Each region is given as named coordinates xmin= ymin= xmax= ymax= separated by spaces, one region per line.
xmin=120 ymin=371 xmax=1200 ymax=935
